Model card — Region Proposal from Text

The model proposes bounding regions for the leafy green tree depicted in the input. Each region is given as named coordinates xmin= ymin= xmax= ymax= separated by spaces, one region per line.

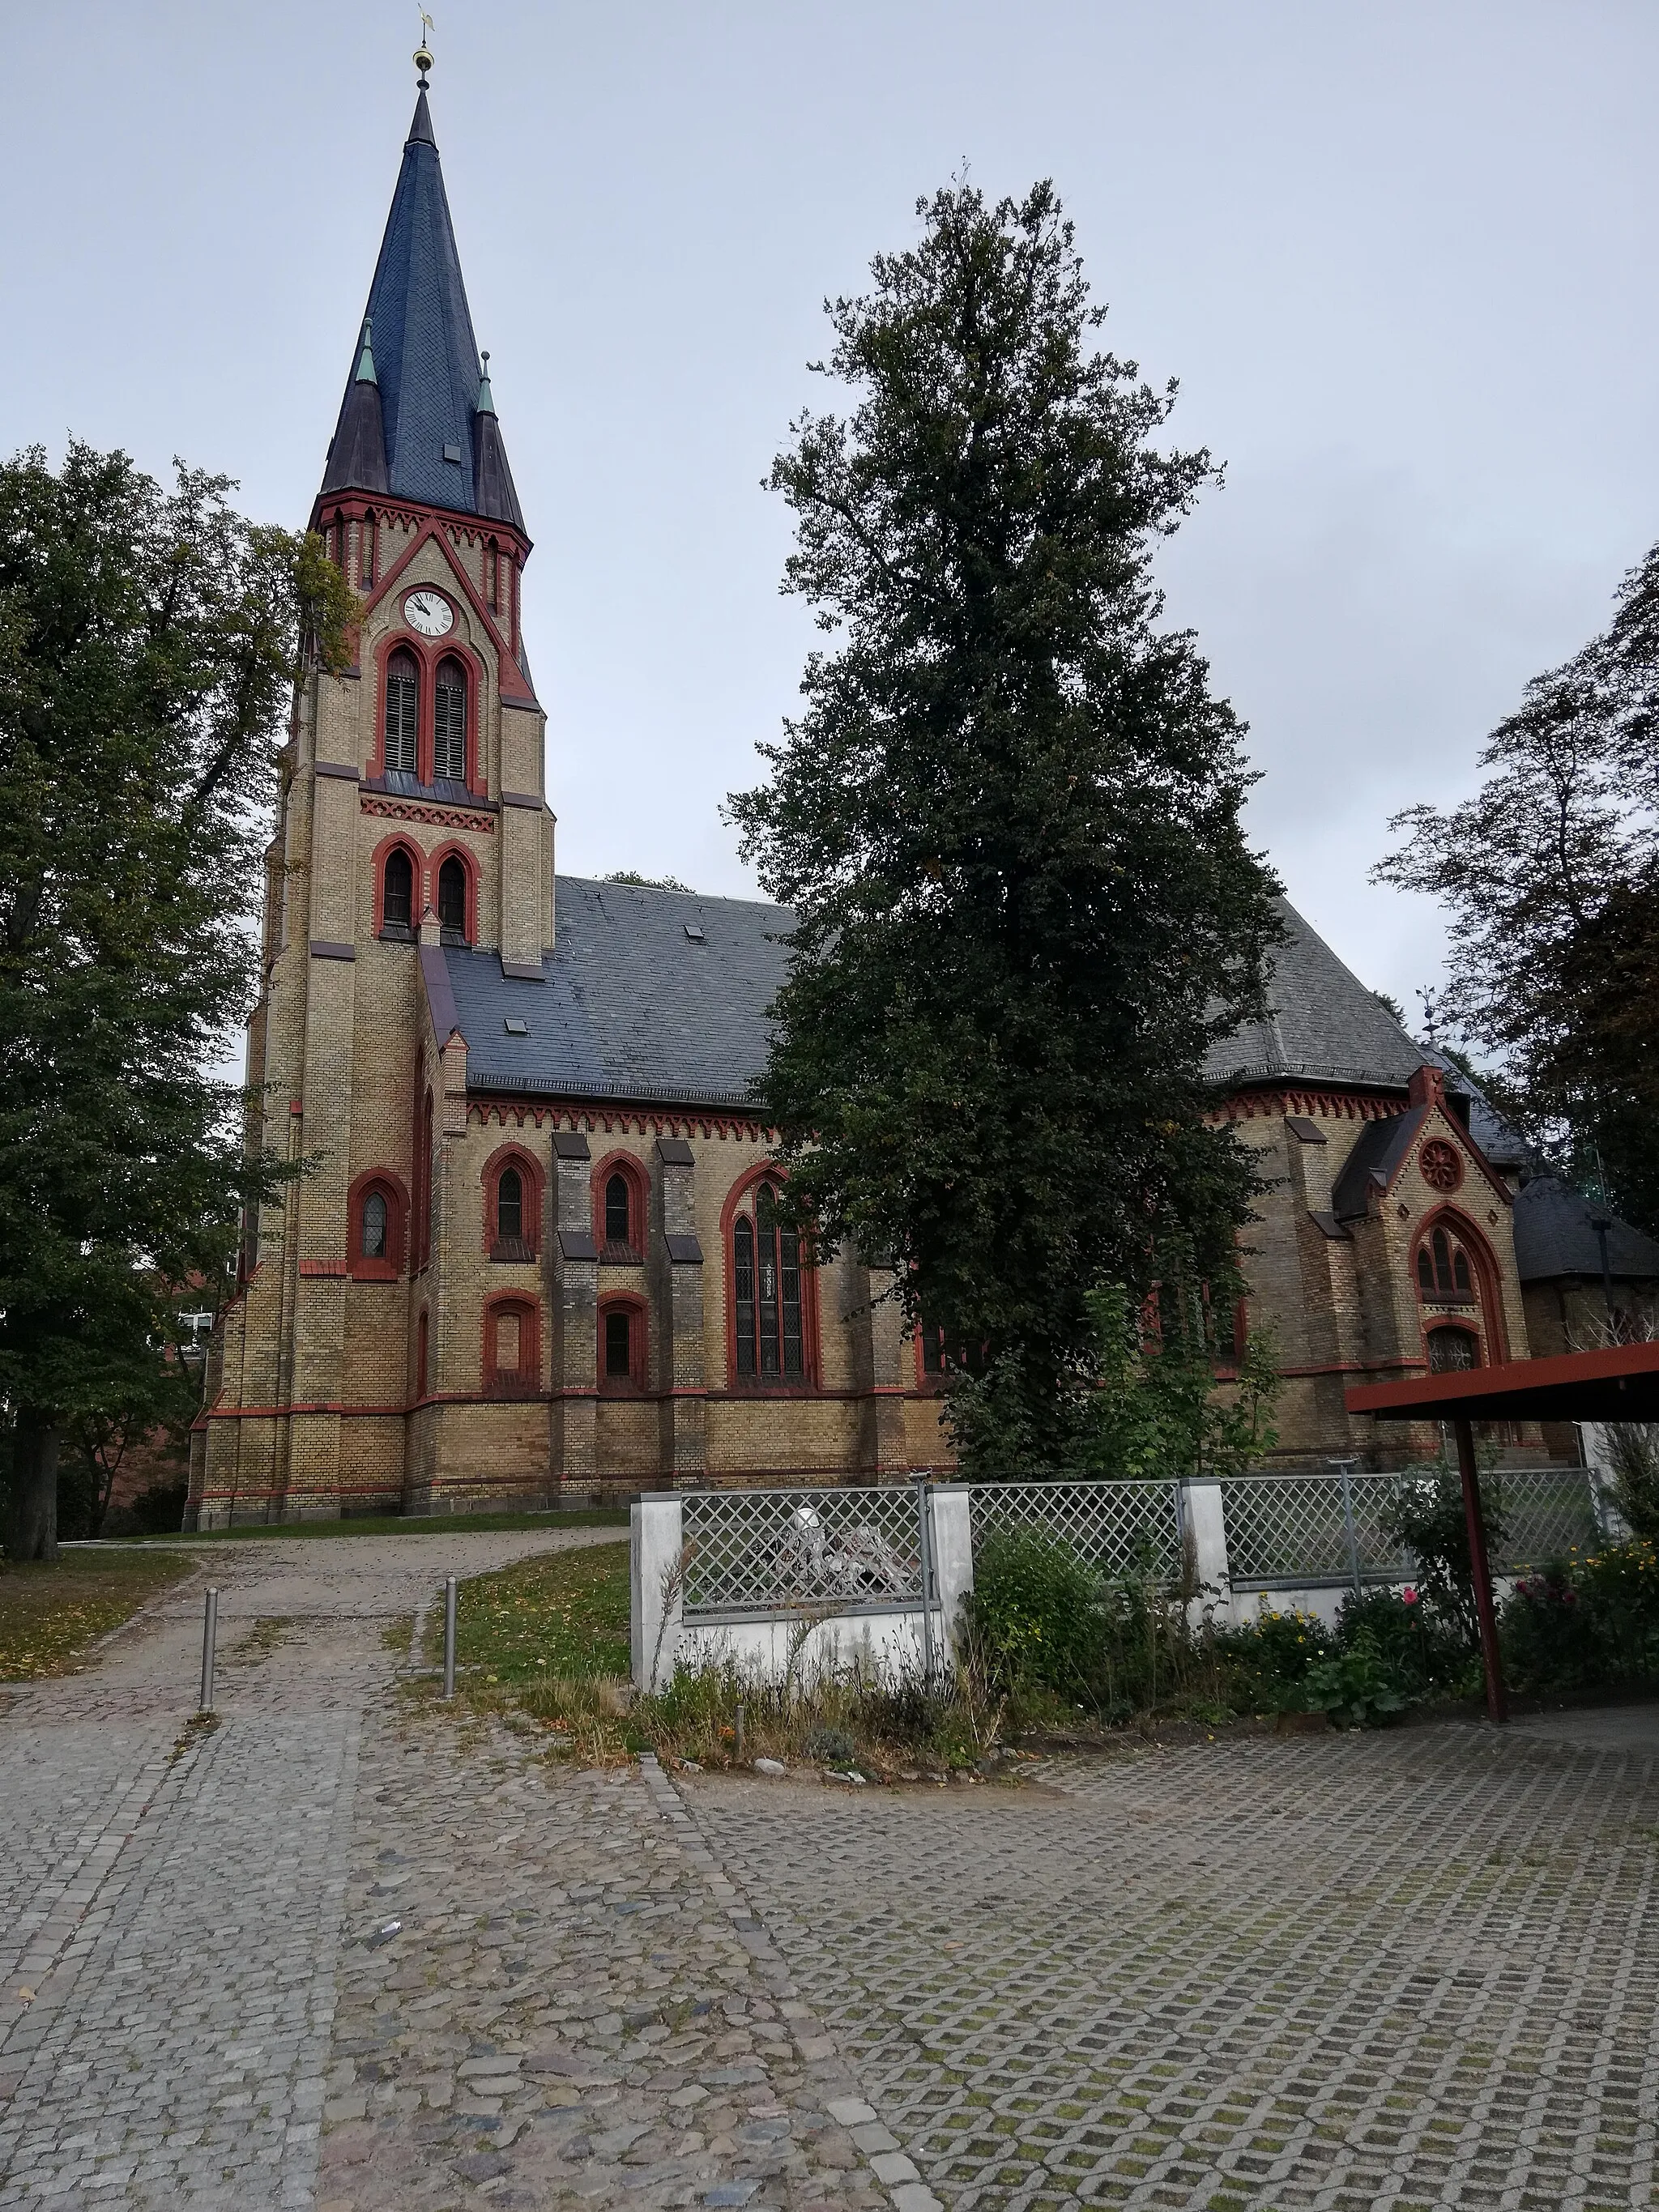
xmin=0 ymin=442 xmax=353 ymax=1559
xmin=1376 ymin=543 xmax=1659 ymax=1230
xmin=947 ymin=1278 xmax=1279 ymax=1481
xmin=729 ymin=181 xmax=1280 ymax=1460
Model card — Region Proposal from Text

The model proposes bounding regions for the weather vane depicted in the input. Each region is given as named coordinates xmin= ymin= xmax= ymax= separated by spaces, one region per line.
xmin=1416 ymin=985 xmax=1439 ymax=1046
xmin=414 ymin=11 xmax=435 ymax=86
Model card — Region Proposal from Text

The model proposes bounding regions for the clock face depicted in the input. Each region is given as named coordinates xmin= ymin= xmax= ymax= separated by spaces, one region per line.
xmin=403 ymin=588 xmax=454 ymax=638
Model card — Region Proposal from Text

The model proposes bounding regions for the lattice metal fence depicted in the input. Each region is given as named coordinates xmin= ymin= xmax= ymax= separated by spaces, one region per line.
xmin=1486 ymin=1467 xmax=1603 ymax=1571
xmin=1221 ymin=1465 xmax=1603 ymax=1588
xmin=681 ymin=1485 xmax=923 ymax=1619
xmin=672 ymin=1464 xmax=1605 ymax=1617
xmin=969 ymin=1480 xmax=1185 ymax=1581
xmin=1220 ymin=1470 xmax=1412 ymax=1587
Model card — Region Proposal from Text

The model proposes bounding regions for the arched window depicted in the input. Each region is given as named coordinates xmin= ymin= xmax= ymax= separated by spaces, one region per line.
xmin=598 ymin=1296 xmax=646 ymax=1392
xmin=348 ymin=1172 xmax=406 ymax=1281
xmin=437 ymin=855 xmax=469 ymax=945
xmin=484 ymin=1296 xmax=539 ymax=1397
xmin=484 ymin=1146 xmax=542 ymax=1261
xmin=361 ymin=511 xmax=376 ymax=589
xmin=1416 ymin=1223 xmax=1474 ymax=1302
xmin=382 ymin=846 xmax=414 ymax=936
xmin=433 ymin=656 xmax=467 ymax=783
xmin=1428 ymin=1325 xmax=1481 ymax=1373
xmin=605 ymin=1174 xmax=631 ymax=1244
xmin=361 ymin=1189 xmax=387 ymax=1259
xmin=731 ymin=1178 xmax=804 ymax=1383
xmin=385 ymin=648 xmax=419 ymax=776
xmin=416 ymin=1309 xmax=429 ymax=1399
xmin=486 ymin=538 xmax=499 ymax=613
xmin=497 ymin=1166 xmax=522 ymax=1243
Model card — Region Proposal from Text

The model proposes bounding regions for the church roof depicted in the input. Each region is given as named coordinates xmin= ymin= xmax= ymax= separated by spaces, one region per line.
xmin=320 ymin=87 xmax=523 ymax=529
xmin=444 ymin=881 xmax=1435 ymax=1114
xmin=1511 ymin=1177 xmax=1659 ymax=1285
xmin=448 ymin=878 xmax=792 ymax=1108
xmin=1208 ymin=900 xmax=1423 ymax=1091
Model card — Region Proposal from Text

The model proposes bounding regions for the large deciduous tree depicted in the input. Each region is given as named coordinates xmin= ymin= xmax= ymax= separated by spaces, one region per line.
xmin=728 ymin=181 xmax=1281 ymax=1464
xmin=1376 ymin=542 xmax=1659 ymax=1234
xmin=0 ymin=442 xmax=353 ymax=1558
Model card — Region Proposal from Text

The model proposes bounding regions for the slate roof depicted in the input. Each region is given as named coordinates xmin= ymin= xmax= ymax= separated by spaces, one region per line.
xmin=1512 ymin=1177 xmax=1659 ymax=1285
xmin=1206 ymin=899 xmax=1424 ymax=1089
xmin=442 ymin=880 xmax=1439 ymax=1114
xmin=446 ymin=877 xmax=792 ymax=1108
xmin=320 ymin=88 xmax=522 ymax=527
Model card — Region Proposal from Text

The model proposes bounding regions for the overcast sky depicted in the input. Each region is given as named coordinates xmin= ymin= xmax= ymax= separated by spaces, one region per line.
xmin=5 ymin=1 xmax=1657 ymax=1029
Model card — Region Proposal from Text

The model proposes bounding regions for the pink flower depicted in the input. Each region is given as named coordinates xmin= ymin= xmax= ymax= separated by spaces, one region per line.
xmin=1401 ymin=1588 xmax=1419 ymax=1605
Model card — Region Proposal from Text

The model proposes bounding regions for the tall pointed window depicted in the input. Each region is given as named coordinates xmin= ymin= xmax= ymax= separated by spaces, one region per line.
xmin=1416 ymin=1224 xmax=1473 ymax=1302
xmin=497 ymin=1167 xmax=522 ymax=1244
xmin=382 ymin=846 xmax=413 ymax=936
xmin=486 ymin=539 xmax=499 ymax=613
xmin=361 ymin=512 xmax=377 ymax=589
xmin=434 ymin=657 xmax=467 ymax=783
xmin=731 ymin=1178 xmax=804 ymax=1383
xmin=437 ymin=855 xmax=469 ymax=945
xmin=385 ymin=648 xmax=418 ymax=775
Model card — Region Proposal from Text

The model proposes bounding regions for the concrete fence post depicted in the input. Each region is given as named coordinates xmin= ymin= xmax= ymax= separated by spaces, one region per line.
xmin=631 ymin=1493 xmax=686 ymax=1693
xmin=929 ymin=1486 xmax=975 ymax=1666
xmin=1178 ymin=1474 xmax=1232 ymax=1624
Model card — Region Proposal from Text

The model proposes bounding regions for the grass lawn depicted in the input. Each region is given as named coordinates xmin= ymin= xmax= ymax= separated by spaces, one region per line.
xmin=429 ymin=1536 xmax=631 ymax=1683
xmin=113 ymin=1507 xmax=629 ymax=1544
xmin=0 ymin=1548 xmax=197 ymax=1681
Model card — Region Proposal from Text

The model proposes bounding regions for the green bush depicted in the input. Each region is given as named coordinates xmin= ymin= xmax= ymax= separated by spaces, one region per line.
xmin=1335 ymin=1586 xmax=1467 ymax=1698
xmin=1380 ymin=1467 xmax=1505 ymax=1647
xmin=1212 ymin=1607 xmax=1331 ymax=1712
xmin=1299 ymin=1632 xmax=1409 ymax=1728
xmin=1500 ymin=1539 xmax=1659 ymax=1691
xmin=966 ymin=1529 xmax=1104 ymax=1698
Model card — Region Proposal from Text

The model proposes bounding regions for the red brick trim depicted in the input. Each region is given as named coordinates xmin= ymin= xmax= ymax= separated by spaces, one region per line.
xmin=1414 ymin=1204 xmax=1511 ymax=1367
xmin=591 ymin=1149 xmax=646 ymax=1258
xmin=482 ymin=1291 xmax=541 ymax=1397
xmin=347 ymin=1168 xmax=408 ymax=1281
xmin=481 ymin=1140 xmax=544 ymax=1259
xmin=428 ymin=838 xmax=479 ymax=944
xmin=718 ymin=1162 xmax=821 ymax=1391
xmin=598 ymin=1291 xmax=649 ymax=1393
xmin=371 ymin=829 xmax=424 ymax=939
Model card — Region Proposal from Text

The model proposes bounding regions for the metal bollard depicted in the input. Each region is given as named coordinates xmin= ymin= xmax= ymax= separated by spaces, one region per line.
xmin=199 ymin=1588 xmax=219 ymax=1714
xmin=734 ymin=1703 xmax=745 ymax=1762
xmin=442 ymin=1575 xmax=458 ymax=1699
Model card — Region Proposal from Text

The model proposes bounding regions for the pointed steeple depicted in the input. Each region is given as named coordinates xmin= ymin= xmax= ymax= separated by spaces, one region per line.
xmin=321 ymin=318 xmax=389 ymax=496
xmin=472 ymin=349 xmax=527 ymax=532
xmin=318 ymin=49 xmax=524 ymax=528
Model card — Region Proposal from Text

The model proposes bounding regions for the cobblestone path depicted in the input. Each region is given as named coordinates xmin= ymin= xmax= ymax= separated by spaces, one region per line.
xmin=9 ymin=1543 xmax=1659 ymax=2212
xmin=684 ymin=1730 xmax=1659 ymax=2212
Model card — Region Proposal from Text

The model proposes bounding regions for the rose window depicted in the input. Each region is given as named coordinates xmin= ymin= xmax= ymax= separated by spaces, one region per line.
xmin=1419 ymin=1139 xmax=1463 ymax=1192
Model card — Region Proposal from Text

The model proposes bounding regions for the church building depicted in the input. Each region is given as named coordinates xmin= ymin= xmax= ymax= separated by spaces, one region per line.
xmin=188 ymin=70 xmax=1551 ymax=1525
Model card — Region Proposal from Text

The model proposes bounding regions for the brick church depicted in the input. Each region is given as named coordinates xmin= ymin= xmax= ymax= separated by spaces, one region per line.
xmin=189 ymin=70 xmax=1563 ymax=1526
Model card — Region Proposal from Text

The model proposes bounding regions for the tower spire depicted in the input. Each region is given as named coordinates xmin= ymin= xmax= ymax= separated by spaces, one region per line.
xmin=316 ymin=36 xmax=524 ymax=532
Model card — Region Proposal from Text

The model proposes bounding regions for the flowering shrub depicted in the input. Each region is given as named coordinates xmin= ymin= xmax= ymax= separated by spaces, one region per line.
xmin=1501 ymin=1539 xmax=1659 ymax=1690
xmin=1213 ymin=1607 xmax=1331 ymax=1713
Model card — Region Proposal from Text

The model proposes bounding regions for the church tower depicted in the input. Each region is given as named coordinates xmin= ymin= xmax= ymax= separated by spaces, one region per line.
xmin=192 ymin=49 xmax=554 ymax=1523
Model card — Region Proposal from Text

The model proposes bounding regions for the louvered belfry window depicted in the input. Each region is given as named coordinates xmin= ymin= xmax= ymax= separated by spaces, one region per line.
xmin=433 ymin=658 xmax=467 ymax=782
xmin=732 ymin=1180 xmax=804 ymax=1382
xmin=384 ymin=649 xmax=418 ymax=774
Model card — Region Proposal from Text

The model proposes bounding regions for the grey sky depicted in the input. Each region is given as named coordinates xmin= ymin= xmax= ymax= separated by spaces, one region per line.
xmin=6 ymin=2 xmax=1656 ymax=1029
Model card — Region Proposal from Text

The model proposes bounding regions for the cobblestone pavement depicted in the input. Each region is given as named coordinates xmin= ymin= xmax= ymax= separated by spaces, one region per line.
xmin=315 ymin=1725 xmax=906 ymax=2212
xmin=682 ymin=1728 xmax=1659 ymax=2212
xmin=10 ymin=1541 xmax=1659 ymax=2212
xmin=0 ymin=1529 xmax=625 ymax=2209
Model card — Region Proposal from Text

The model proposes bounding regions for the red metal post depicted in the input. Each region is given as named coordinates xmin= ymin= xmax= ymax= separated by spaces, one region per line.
xmin=1454 ymin=1414 xmax=1508 ymax=1724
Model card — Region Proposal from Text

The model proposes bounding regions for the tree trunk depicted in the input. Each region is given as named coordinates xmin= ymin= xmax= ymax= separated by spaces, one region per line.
xmin=9 ymin=1413 xmax=60 ymax=1562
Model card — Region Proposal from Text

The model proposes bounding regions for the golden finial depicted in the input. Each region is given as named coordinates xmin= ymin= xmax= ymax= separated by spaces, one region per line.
xmin=414 ymin=11 xmax=435 ymax=87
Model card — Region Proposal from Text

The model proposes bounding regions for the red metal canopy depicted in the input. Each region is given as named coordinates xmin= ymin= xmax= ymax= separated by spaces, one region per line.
xmin=1346 ymin=1340 xmax=1659 ymax=1425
